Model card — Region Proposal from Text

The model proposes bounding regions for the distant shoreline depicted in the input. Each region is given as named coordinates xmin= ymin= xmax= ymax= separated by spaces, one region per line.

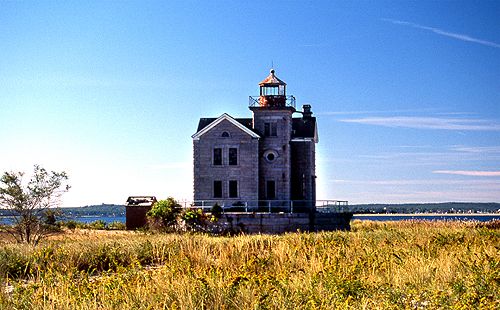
xmin=355 ymin=213 xmax=499 ymax=217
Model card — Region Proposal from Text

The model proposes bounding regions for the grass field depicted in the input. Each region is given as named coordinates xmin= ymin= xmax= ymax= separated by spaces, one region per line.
xmin=0 ymin=220 xmax=498 ymax=309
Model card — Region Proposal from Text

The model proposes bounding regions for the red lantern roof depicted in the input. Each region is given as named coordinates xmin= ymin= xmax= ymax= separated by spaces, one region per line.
xmin=259 ymin=69 xmax=286 ymax=86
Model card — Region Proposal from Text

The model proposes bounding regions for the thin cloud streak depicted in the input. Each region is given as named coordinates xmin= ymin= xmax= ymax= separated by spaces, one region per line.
xmin=341 ymin=116 xmax=500 ymax=131
xmin=433 ymin=170 xmax=500 ymax=177
xmin=329 ymin=178 xmax=500 ymax=186
xmin=318 ymin=108 xmax=437 ymax=116
xmin=382 ymin=18 xmax=500 ymax=49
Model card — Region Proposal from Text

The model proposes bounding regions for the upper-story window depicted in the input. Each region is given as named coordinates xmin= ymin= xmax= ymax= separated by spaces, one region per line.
xmin=229 ymin=148 xmax=238 ymax=165
xmin=221 ymin=131 xmax=230 ymax=138
xmin=264 ymin=122 xmax=277 ymax=137
xmin=213 ymin=148 xmax=222 ymax=166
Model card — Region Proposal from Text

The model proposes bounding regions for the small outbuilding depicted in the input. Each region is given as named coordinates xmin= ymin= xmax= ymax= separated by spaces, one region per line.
xmin=125 ymin=196 xmax=157 ymax=230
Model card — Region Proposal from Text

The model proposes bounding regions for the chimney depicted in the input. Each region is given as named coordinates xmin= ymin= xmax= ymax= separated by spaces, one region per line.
xmin=302 ymin=104 xmax=312 ymax=119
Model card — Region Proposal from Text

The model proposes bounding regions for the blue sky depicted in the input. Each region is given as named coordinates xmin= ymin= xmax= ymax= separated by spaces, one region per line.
xmin=1 ymin=1 xmax=499 ymax=206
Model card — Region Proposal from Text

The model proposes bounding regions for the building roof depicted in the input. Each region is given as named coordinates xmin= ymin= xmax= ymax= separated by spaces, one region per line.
xmin=259 ymin=69 xmax=286 ymax=86
xmin=192 ymin=113 xmax=260 ymax=140
xmin=196 ymin=117 xmax=253 ymax=133
xmin=195 ymin=114 xmax=317 ymax=141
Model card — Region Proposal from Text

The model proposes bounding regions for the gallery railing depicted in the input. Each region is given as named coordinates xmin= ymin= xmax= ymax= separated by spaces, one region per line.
xmin=188 ymin=200 xmax=349 ymax=214
xmin=248 ymin=96 xmax=296 ymax=108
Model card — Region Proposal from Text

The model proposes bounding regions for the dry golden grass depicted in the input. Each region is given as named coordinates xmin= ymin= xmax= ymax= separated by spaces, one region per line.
xmin=1 ymin=220 xmax=498 ymax=309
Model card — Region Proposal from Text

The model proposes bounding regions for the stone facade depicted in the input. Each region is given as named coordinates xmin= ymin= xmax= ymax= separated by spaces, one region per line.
xmin=193 ymin=117 xmax=259 ymax=205
xmin=250 ymin=107 xmax=295 ymax=202
xmin=192 ymin=70 xmax=318 ymax=210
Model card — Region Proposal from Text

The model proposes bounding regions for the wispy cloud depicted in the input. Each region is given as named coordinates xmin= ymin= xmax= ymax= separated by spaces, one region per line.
xmin=450 ymin=146 xmax=500 ymax=154
xmin=328 ymin=178 xmax=500 ymax=186
xmin=318 ymin=108 xmax=437 ymax=116
xmin=382 ymin=18 xmax=500 ymax=49
xmin=340 ymin=116 xmax=500 ymax=131
xmin=433 ymin=170 xmax=500 ymax=177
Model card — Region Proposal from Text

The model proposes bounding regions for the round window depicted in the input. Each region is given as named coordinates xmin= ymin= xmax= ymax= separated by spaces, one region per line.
xmin=264 ymin=150 xmax=278 ymax=163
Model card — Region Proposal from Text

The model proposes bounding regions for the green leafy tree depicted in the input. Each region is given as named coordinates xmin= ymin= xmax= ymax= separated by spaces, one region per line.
xmin=147 ymin=197 xmax=181 ymax=231
xmin=0 ymin=165 xmax=70 ymax=244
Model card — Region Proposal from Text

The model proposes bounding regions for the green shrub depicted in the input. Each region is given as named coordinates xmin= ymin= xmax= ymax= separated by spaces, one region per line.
xmin=181 ymin=208 xmax=209 ymax=232
xmin=107 ymin=221 xmax=126 ymax=230
xmin=61 ymin=220 xmax=79 ymax=230
xmin=147 ymin=197 xmax=181 ymax=231
xmin=87 ymin=220 xmax=107 ymax=230
xmin=211 ymin=203 xmax=223 ymax=219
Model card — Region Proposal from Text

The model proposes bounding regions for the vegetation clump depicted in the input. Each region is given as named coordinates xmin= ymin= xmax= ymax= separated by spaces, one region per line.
xmin=0 ymin=220 xmax=498 ymax=309
xmin=146 ymin=197 xmax=181 ymax=231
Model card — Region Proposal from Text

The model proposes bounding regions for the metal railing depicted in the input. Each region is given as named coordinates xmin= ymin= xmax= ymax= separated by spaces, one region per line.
xmin=248 ymin=96 xmax=296 ymax=108
xmin=188 ymin=199 xmax=349 ymax=214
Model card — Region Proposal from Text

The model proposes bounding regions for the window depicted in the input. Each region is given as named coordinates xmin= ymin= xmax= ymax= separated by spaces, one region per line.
xmin=221 ymin=131 xmax=230 ymax=138
xmin=266 ymin=180 xmax=276 ymax=200
xmin=213 ymin=148 xmax=222 ymax=165
xmin=264 ymin=150 xmax=278 ymax=163
xmin=264 ymin=122 xmax=277 ymax=137
xmin=229 ymin=180 xmax=238 ymax=198
xmin=213 ymin=181 xmax=222 ymax=198
xmin=229 ymin=148 xmax=238 ymax=165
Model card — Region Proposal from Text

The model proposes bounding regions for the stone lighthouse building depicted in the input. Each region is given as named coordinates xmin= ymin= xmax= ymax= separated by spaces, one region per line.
xmin=192 ymin=69 xmax=318 ymax=210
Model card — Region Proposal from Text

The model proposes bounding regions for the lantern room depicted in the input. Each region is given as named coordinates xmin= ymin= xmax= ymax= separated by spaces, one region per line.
xmin=258 ymin=69 xmax=287 ymax=107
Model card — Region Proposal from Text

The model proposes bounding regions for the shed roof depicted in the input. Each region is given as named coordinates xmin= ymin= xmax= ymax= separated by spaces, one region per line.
xmin=126 ymin=196 xmax=157 ymax=207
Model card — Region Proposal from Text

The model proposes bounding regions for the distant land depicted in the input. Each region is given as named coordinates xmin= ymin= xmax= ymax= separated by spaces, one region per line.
xmin=1 ymin=202 xmax=499 ymax=217
xmin=347 ymin=202 xmax=500 ymax=214
xmin=0 ymin=204 xmax=125 ymax=217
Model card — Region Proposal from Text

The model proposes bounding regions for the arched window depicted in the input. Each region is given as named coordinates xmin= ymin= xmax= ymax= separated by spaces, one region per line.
xmin=221 ymin=131 xmax=230 ymax=138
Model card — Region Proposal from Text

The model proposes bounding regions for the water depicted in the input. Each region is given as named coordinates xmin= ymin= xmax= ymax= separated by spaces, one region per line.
xmin=0 ymin=216 xmax=126 ymax=225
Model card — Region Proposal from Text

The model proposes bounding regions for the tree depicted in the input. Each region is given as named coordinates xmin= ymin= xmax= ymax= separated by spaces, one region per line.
xmin=0 ymin=165 xmax=70 ymax=245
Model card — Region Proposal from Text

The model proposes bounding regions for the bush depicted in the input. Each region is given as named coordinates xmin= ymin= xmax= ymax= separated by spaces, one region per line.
xmin=87 ymin=220 xmax=107 ymax=230
xmin=61 ymin=220 xmax=79 ymax=230
xmin=181 ymin=208 xmax=210 ymax=232
xmin=211 ymin=203 xmax=223 ymax=219
xmin=107 ymin=221 xmax=126 ymax=230
xmin=147 ymin=197 xmax=181 ymax=231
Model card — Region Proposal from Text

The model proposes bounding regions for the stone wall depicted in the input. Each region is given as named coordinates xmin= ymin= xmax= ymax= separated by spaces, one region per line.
xmin=220 ymin=212 xmax=352 ymax=234
xmin=290 ymin=140 xmax=316 ymax=203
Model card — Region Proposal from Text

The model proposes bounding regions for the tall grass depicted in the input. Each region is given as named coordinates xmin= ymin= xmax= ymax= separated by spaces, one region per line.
xmin=0 ymin=221 xmax=498 ymax=309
